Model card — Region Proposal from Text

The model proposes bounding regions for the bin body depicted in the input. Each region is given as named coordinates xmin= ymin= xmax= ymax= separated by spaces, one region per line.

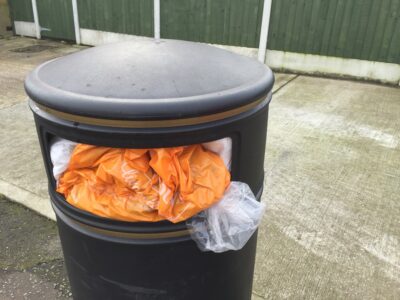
xmin=26 ymin=39 xmax=274 ymax=300
xmin=54 ymin=199 xmax=258 ymax=300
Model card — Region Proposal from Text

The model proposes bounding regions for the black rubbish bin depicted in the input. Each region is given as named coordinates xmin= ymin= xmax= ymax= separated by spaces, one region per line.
xmin=25 ymin=39 xmax=274 ymax=300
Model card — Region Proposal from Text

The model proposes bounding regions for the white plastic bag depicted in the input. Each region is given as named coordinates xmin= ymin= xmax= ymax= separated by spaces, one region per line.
xmin=50 ymin=138 xmax=77 ymax=181
xmin=202 ymin=137 xmax=232 ymax=170
xmin=186 ymin=181 xmax=265 ymax=253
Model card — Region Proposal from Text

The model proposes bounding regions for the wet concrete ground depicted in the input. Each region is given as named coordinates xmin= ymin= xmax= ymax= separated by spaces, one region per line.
xmin=0 ymin=37 xmax=399 ymax=299
xmin=0 ymin=195 xmax=71 ymax=299
xmin=254 ymin=76 xmax=400 ymax=299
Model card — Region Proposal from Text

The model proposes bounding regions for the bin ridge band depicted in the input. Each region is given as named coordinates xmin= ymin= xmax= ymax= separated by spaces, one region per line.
xmin=52 ymin=202 xmax=191 ymax=240
xmin=30 ymin=93 xmax=271 ymax=128
xmin=77 ymin=221 xmax=191 ymax=240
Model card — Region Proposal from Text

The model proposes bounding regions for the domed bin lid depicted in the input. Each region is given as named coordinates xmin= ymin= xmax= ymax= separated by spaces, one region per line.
xmin=25 ymin=39 xmax=274 ymax=123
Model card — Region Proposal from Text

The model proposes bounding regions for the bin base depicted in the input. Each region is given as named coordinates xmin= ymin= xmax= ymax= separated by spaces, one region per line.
xmin=55 ymin=206 xmax=258 ymax=300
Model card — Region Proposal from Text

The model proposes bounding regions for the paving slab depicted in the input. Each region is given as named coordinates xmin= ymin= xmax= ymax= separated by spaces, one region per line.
xmin=0 ymin=37 xmax=84 ymax=110
xmin=272 ymin=73 xmax=297 ymax=93
xmin=254 ymin=76 xmax=400 ymax=299
xmin=0 ymin=102 xmax=54 ymax=219
xmin=0 ymin=37 xmax=84 ymax=220
xmin=0 ymin=75 xmax=26 ymax=109
xmin=0 ymin=195 xmax=71 ymax=299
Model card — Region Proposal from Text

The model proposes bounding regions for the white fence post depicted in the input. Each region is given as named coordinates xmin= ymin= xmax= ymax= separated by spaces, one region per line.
xmin=154 ymin=0 xmax=160 ymax=39
xmin=71 ymin=0 xmax=81 ymax=44
xmin=31 ymin=0 xmax=41 ymax=39
xmin=258 ymin=0 xmax=272 ymax=63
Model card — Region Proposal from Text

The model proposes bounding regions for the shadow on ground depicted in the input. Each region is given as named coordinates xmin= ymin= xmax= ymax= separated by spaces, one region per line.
xmin=0 ymin=195 xmax=71 ymax=299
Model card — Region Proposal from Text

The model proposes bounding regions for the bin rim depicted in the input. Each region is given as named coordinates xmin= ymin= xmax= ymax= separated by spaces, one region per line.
xmin=29 ymin=92 xmax=272 ymax=128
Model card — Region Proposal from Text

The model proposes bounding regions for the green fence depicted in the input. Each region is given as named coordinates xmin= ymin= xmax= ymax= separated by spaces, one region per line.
xmin=78 ymin=0 xmax=153 ymax=37
xmin=267 ymin=0 xmax=400 ymax=64
xmin=160 ymin=0 xmax=264 ymax=48
xmin=9 ymin=0 xmax=33 ymax=22
xmin=8 ymin=0 xmax=400 ymax=64
xmin=37 ymin=0 xmax=75 ymax=40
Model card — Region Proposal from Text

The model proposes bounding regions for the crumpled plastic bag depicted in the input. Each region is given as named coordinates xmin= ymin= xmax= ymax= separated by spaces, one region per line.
xmin=202 ymin=137 xmax=232 ymax=170
xmin=50 ymin=138 xmax=78 ymax=181
xmin=149 ymin=146 xmax=230 ymax=222
xmin=56 ymin=143 xmax=230 ymax=223
xmin=186 ymin=181 xmax=265 ymax=253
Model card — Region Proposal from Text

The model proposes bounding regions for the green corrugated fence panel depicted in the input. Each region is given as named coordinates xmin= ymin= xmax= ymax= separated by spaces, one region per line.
xmin=9 ymin=0 xmax=33 ymax=22
xmin=78 ymin=0 xmax=154 ymax=37
xmin=9 ymin=0 xmax=400 ymax=64
xmin=160 ymin=0 xmax=264 ymax=48
xmin=267 ymin=0 xmax=400 ymax=64
xmin=36 ymin=0 xmax=75 ymax=40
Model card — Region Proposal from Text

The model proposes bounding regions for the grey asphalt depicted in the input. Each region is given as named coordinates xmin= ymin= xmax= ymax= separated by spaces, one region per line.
xmin=0 ymin=36 xmax=399 ymax=300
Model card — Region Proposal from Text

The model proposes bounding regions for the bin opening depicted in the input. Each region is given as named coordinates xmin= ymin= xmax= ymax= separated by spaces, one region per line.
xmin=50 ymin=137 xmax=264 ymax=252
xmin=51 ymin=138 xmax=232 ymax=223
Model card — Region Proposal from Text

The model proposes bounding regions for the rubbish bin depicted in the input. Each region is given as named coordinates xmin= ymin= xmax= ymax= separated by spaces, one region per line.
xmin=26 ymin=39 xmax=274 ymax=300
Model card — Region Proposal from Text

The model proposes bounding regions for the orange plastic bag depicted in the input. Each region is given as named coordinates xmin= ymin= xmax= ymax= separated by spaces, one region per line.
xmin=57 ymin=144 xmax=230 ymax=223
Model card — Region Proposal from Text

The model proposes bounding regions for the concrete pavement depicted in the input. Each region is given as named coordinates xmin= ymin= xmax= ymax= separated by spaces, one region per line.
xmin=254 ymin=75 xmax=400 ymax=299
xmin=0 ymin=37 xmax=399 ymax=299
xmin=0 ymin=37 xmax=85 ymax=220
xmin=0 ymin=195 xmax=70 ymax=299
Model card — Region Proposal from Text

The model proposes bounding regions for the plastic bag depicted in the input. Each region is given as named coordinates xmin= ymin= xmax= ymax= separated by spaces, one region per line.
xmin=56 ymin=143 xmax=230 ymax=223
xmin=57 ymin=145 xmax=163 ymax=222
xmin=202 ymin=137 xmax=232 ymax=170
xmin=149 ymin=146 xmax=230 ymax=222
xmin=186 ymin=181 xmax=265 ymax=253
xmin=50 ymin=138 xmax=77 ymax=181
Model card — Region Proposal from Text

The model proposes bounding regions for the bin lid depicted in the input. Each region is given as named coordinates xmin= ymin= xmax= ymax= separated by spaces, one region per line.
xmin=25 ymin=39 xmax=274 ymax=121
